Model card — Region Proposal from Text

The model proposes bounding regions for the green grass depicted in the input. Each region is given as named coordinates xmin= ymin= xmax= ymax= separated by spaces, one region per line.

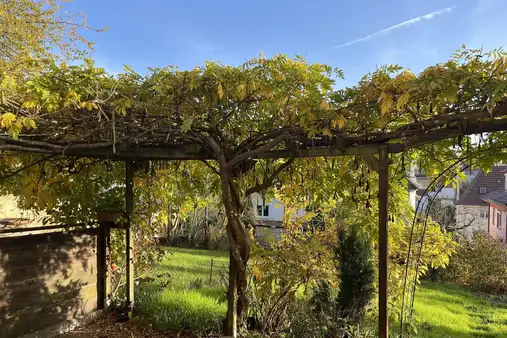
xmin=414 ymin=281 xmax=507 ymax=337
xmin=136 ymin=247 xmax=229 ymax=332
xmin=137 ymin=247 xmax=507 ymax=336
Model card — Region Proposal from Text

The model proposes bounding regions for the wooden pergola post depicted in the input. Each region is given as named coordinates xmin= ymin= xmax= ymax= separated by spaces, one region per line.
xmin=97 ymin=220 xmax=111 ymax=309
xmin=378 ymin=145 xmax=389 ymax=338
xmin=125 ymin=160 xmax=135 ymax=319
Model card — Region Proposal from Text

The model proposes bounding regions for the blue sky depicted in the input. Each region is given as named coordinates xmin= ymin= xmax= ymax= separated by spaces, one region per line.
xmin=67 ymin=0 xmax=507 ymax=86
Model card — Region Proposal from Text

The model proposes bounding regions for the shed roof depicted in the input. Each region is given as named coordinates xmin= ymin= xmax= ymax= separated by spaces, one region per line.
xmin=481 ymin=187 xmax=507 ymax=206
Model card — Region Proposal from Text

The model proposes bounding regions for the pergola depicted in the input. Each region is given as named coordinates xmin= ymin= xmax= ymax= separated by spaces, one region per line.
xmin=2 ymin=47 xmax=507 ymax=337
xmin=2 ymin=100 xmax=507 ymax=338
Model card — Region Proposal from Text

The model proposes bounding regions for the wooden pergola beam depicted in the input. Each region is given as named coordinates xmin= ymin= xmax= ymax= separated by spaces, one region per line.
xmin=0 ymin=142 xmax=404 ymax=160
xmin=3 ymin=118 xmax=507 ymax=162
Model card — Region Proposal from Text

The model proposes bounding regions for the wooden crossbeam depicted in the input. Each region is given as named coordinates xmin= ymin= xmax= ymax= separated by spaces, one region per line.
xmin=1 ymin=119 xmax=507 ymax=162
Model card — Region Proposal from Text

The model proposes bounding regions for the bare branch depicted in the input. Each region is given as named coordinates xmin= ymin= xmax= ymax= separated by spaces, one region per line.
xmin=226 ymin=134 xmax=288 ymax=170
xmin=245 ymin=157 xmax=295 ymax=196
xmin=201 ymin=159 xmax=220 ymax=175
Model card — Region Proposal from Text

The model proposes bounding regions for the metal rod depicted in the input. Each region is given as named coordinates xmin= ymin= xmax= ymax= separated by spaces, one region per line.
xmin=378 ymin=145 xmax=389 ymax=338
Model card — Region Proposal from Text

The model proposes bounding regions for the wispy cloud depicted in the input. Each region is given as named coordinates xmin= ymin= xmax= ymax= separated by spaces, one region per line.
xmin=316 ymin=5 xmax=458 ymax=55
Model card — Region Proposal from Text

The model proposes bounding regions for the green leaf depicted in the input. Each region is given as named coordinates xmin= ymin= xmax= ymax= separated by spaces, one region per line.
xmin=182 ymin=118 xmax=193 ymax=132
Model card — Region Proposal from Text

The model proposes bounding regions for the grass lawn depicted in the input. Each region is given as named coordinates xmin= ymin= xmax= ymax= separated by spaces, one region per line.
xmin=414 ymin=281 xmax=507 ymax=337
xmin=137 ymin=247 xmax=507 ymax=337
xmin=136 ymin=247 xmax=229 ymax=333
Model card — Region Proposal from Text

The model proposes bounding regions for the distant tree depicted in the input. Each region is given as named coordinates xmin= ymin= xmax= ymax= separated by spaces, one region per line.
xmin=428 ymin=199 xmax=457 ymax=232
xmin=0 ymin=0 xmax=104 ymax=76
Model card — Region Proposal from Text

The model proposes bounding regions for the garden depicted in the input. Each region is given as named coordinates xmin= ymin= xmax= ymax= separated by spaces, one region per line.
xmin=2 ymin=1 xmax=507 ymax=338
xmin=130 ymin=245 xmax=507 ymax=337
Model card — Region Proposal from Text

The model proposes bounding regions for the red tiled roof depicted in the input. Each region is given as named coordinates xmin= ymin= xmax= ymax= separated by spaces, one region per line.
xmin=456 ymin=166 xmax=507 ymax=206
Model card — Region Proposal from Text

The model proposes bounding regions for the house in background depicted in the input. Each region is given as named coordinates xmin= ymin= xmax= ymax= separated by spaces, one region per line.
xmin=455 ymin=166 xmax=507 ymax=236
xmin=481 ymin=171 xmax=507 ymax=243
xmin=410 ymin=165 xmax=479 ymax=214
xmin=250 ymin=193 xmax=305 ymax=245
xmin=0 ymin=194 xmax=43 ymax=228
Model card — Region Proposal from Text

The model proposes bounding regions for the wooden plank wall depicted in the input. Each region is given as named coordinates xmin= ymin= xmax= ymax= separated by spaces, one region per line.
xmin=0 ymin=229 xmax=99 ymax=338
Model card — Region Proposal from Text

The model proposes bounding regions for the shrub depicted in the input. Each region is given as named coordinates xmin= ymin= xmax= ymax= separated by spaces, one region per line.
xmin=248 ymin=220 xmax=337 ymax=335
xmin=288 ymin=226 xmax=376 ymax=338
xmin=442 ymin=232 xmax=507 ymax=293
xmin=336 ymin=226 xmax=375 ymax=323
xmin=286 ymin=295 xmax=375 ymax=338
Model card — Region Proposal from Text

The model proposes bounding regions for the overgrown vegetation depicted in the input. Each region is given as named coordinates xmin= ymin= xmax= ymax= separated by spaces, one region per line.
xmin=139 ymin=247 xmax=507 ymax=338
xmin=286 ymin=225 xmax=376 ymax=338
xmin=248 ymin=218 xmax=336 ymax=335
xmin=440 ymin=232 xmax=507 ymax=294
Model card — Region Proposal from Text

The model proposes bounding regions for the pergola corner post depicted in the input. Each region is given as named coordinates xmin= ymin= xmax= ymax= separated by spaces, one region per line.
xmin=125 ymin=160 xmax=135 ymax=320
xmin=378 ymin=145 xmax=389 ymax=338
xmin=97 ymin=220 xmax=111 ymax=309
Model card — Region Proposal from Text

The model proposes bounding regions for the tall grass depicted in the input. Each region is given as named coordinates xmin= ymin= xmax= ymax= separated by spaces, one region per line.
xmin=136 ymin=247 xmax=228 ymax=333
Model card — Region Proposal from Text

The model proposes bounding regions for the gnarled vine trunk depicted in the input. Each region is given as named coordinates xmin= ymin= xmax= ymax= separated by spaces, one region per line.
xmin=219 ymin=166 xmax=251 ymax=337
xmin=204 ymin=136 xmax=289 ymax=337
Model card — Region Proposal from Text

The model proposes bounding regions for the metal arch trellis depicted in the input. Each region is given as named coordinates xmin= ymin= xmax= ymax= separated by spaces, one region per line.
xmin=399 ymin=146 xmax=506 ymax=335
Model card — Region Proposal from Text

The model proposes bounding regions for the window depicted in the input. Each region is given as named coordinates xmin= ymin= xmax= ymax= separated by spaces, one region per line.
xmin=480 ymin=209 xmax=489 ymax=219
xmin=257 ymin=204 xmax=269 ymax=217
xmin=480 ymin=187 xmax=487 ymax=194
xmin=497 ymin=211 xmax=502 ymax=229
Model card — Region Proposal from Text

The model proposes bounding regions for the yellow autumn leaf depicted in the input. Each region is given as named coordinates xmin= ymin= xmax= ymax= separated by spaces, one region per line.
xmin=396 ymin=70 xmax=416 ymax=82
xmin=236 ymin=83 xmax=246 ymax=98
xmin=396 ymin=92 xmax=410 ymax=111
xmin=322 ymin=127 xmax=332 ymax=137
xmin=380 ymin=92 xmax=393 ymax=115
xmin=22 ymin=101 xmax=37 ymax=109
xmin=252 ymin=266 xmax=262 ymax=280
xmin=217 ymin=83 xmax=224 ymax=99
xmin=331 ymin=118 xmax=345 ymax=129
xmin=319 ymin=100 xmax=330 ymax=110
xmin=339 ymin=160 xmax=348 ymax=176
xmin=1 ymin=113 xmax=16 ymax=129
xmin=443 ymin=84 xmax=458 ymax=103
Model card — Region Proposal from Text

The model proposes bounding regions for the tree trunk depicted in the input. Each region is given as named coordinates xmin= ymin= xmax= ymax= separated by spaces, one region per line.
xmin=219 ymin=168 xmax=250 ymax=337
xmin=204 ymin=137 xmax=252 ymax=337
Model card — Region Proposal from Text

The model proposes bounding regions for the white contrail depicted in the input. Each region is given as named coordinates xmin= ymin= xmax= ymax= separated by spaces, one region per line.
xmin=317 ymin=5 xmax=458 ymax=55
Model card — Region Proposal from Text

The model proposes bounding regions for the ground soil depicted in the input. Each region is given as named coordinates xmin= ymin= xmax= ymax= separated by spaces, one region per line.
xmin=59 ymin=313 xmax=207 ymax=338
